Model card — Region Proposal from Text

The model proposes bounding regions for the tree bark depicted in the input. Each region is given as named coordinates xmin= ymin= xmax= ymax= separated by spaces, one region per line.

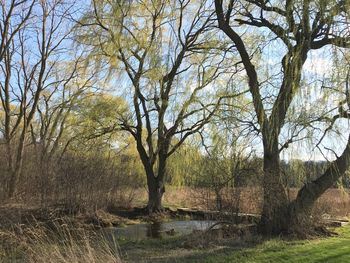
xmin=288 ymin=133 xmax=350 ymax=225
xmin=7 ymin=128 xmax=26 ymax=198
xmin=7 ymin=146 xmax=24 ymax=198
xmin=8 ymin=167 xmax=21 ymax=199
xmin=259 ymin=137 xmax=289 ymax=235
xmin=147 ymin=175 xmax=165 ymax=213
xmin=145 ymin=140 xmax=169 ymax=213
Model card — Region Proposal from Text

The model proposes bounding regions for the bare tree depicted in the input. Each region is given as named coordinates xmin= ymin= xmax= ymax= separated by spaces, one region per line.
xmin=0 ymin=0 xmax=34 ymax=63
xmin=0 ymin=0 xmax=79 ymax=198
xmin=30 ymin=57 xmax=95 ymax=164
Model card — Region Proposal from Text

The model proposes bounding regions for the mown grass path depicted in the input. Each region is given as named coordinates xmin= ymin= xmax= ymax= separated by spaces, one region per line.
xmin=121 ymin=226 xmax=350 ymax=263
xmin=203 ymin=228 xmax=350 ymax=263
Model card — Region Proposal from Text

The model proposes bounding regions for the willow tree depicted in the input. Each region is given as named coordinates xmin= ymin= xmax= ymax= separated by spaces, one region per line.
xmin=79 ymin=0 xmax=240 ymax=212
xmin=215 ymin=0 xmax=350 ymax=234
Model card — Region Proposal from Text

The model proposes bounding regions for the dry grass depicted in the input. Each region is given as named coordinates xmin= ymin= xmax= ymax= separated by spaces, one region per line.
xmin=132 ymin=187 xmax=350 ymax=217
xmin=0 ymin=222 xmax=122 ymax=263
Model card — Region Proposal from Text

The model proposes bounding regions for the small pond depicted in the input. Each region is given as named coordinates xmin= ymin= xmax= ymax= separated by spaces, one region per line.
xmin=102 ymin=220 xmax=217 ymax=240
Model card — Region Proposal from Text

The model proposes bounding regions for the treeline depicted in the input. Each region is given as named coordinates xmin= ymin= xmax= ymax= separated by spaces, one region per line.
xmin=1 ymin=125 xmax=347 ymax=211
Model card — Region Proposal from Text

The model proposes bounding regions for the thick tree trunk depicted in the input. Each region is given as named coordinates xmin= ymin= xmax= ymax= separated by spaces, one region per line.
xmin=259 ymin=140 xmax=289 ymax=235
xmin=259 ymin=134 xmax=350 ymax=234
xmin=145 ymin=152 xmax=167 ymax=213
xmin=147 ymin=176 xmax=165 ymax=213
xmin=146 ymin=145 xmax=169 ymax=213
xmin=289 ymin=134 xmax=350 ymax=225
xmin=135 ymin=138 xmax=167 ymax=213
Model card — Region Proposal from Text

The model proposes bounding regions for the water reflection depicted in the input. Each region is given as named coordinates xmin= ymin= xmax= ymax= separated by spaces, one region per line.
xmin=109 ymin=220 xmax=217 ymax=240
xmin=146 ymin=222 xmax=162 ymax=238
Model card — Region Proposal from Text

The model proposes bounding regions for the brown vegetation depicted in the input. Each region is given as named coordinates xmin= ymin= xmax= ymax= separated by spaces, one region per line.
xmin=144 ymin=187 xmax=350 ymax=218
xmin=0 ymin=222 xmax=121 ymax=263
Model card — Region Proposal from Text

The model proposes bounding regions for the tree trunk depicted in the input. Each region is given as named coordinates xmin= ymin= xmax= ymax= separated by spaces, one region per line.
xmin=146 ymin=145 xmax=169 ymax=213
xmin=4 ymin=141 xmax=13 ymax=198
xmin=7 ymin=131 xmax=25 ymax=199
xmin=288 ymin=134 xmax=350 ymax=226
xmin=259 ymin=140 xmax=289 ymax=235
xmin=8 ymin=168 xmax=20 ymax=199
xmin=260 ymin=133 xmax=350 ymax=234
xmin=8 ymin=152 xmax=24 ymax=199
xmin=215 ymin=188 xmax=223 ymax=211
xmin=147 ymin=174 xmax=165 ymax=213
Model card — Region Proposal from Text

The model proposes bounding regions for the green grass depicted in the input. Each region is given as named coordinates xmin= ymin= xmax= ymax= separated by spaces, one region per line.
xmin=205 ymin=232 xmax=350 ymax=263
xmin=119 ymin=226 xmax=350 ymax=263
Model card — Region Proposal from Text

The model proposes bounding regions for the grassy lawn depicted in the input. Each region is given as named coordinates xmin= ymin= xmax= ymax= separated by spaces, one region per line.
xmin=205 ymin=229 xmax=350 ymax=263
xmin=120 ymin=226 xmax=350 ymax=263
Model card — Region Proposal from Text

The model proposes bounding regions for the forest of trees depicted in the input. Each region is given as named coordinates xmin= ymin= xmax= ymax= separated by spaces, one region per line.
xmin=1 ymin=0 xmax=350 ymax=236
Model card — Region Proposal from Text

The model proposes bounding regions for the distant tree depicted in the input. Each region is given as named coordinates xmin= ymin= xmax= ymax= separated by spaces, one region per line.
xmin=283 ymin=159 xmax=306 ymax=188
xmin=79 ymin=94 xmax=129 ymax=140
xmin=194 ymin=114 xmax=255 ymax=210
xmin=29 ymin=59 xmax=95 ymax=167
xmin=166 ymin=141 xmax=203 ymax=187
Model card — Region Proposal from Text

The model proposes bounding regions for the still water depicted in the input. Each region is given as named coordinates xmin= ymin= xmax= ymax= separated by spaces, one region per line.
xmin=103 ymin=220 xmax=217 ymax=239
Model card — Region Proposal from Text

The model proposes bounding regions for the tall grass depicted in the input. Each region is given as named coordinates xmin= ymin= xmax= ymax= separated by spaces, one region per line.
xmin=0 ymin=222 xmax=122 ymax=263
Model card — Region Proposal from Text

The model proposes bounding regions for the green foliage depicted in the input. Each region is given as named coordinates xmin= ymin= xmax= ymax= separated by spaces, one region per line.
xmin=71 ymin=93 xmax=130 ymax=145
xmin=167 ymin=142 xmax=202 ymax=186
xmin=283 ymin=159 xmax=307 ymax=188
